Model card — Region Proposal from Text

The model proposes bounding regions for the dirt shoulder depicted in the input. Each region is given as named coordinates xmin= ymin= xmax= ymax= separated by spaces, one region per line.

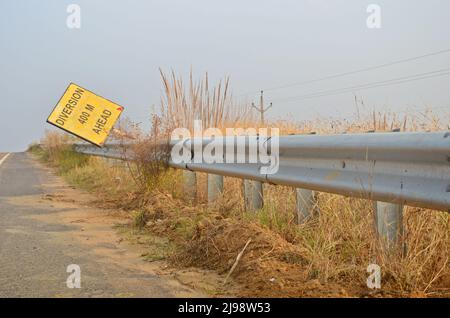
xmin=4 ymin=153 xmax=228 ymax=297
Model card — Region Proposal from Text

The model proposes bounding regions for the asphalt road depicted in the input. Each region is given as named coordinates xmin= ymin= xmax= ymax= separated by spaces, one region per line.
xmin=0 ymin=152 xmax=202 ymax=298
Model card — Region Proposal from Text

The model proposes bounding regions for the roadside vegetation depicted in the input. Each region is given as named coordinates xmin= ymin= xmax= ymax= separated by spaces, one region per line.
xmin=29 ymin=71 xmax=449 ymax=297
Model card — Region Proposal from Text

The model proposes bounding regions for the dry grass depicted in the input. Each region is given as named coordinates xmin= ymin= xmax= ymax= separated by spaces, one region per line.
xmin=159 ymin=69 xmax=257 ymax=132
xmin=39 ymin=130 xmax=72 ymax=162
xmin=153 ymin=76 xmax=449 ymax=296
xmin=33 ymin=72 xmax=449 ymax=297
xmin=168 ymin=174 xmax=448 ymax=297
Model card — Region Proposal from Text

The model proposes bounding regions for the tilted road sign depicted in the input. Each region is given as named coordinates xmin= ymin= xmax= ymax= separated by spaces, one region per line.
xmin=47 ymin=83 xmax=124 ymax=147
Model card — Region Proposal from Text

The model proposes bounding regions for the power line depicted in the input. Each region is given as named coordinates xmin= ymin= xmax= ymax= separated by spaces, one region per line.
xmin=396 ymin=105 xmax=449 ymax=115
xmin=239 ymin=48 xmax=450 ymax=97
xmin=271 ymin=67 xmax=450 ymax=103
xmin=277 ymin=71 xmax=450 ymax=102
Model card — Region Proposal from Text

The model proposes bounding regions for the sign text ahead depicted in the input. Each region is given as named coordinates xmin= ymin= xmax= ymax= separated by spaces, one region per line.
xmin=47 ymin=83 xmax=124 ymax=146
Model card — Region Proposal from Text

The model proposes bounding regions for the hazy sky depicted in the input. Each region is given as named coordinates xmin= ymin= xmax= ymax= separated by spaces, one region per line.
xmin=1 ymin=0 xmax=449 ymax=151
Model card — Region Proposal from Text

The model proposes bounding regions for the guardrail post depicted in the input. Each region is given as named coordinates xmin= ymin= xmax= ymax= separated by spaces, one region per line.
xmin=207 ymin=174 xmax=223 ymax=203
xmin=244 ymin=180 xmax=263 ymax=211
xmin=374 ymin=201 xmax=404 ymax=251
xmin=296 ymin=189 xmax=315 ymax=224
xmin=183 ymin=170 xmax=197 ymax=202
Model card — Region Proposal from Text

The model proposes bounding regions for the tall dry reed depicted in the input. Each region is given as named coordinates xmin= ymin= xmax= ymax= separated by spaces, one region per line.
xmin=159 ymin=69 xmax=256 ymax=132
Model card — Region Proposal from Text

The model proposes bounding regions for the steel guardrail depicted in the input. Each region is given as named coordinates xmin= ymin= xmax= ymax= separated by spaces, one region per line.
xmin=74 ymin=131 xmax=450 ymax=212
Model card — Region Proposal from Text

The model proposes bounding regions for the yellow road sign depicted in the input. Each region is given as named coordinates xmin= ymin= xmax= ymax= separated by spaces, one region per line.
xmin=47 ymin=83 xmax=124 ymax=146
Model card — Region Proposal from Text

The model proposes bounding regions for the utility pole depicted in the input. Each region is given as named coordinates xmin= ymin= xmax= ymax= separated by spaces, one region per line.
xmin=252 ymin=90 xmax=272 ymax=125
xmin=245 ymin=90 xmax=272 ymax=212
xmin=253 ymin=91 xmax=315 ymax=223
